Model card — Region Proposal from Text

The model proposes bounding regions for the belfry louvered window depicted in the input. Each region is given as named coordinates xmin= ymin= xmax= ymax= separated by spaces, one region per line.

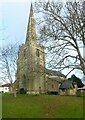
xmin=36 ymin=49 xmax=39 ymax=57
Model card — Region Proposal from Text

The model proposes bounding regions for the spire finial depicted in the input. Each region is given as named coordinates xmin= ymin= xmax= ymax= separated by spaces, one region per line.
xmin=30 ymin=2 xmax=33 ymax=16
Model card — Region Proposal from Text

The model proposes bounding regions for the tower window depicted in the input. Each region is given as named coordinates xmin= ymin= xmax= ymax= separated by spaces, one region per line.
xmin=23 ymin=74 xmax=26 ymax=79
xmin=36 ymin=49 xmax=40 ymax=57
xmin=23 ymin=48 xmax=27 ymax=57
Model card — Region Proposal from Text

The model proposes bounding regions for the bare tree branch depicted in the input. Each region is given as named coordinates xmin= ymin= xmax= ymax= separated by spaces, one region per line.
xmin=34 ymin=1 xmax=85 ymax=76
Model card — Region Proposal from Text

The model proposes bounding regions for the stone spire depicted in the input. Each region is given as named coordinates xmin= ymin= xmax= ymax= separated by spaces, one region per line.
xmin=25 ymin=3 xmax=36 ymax=44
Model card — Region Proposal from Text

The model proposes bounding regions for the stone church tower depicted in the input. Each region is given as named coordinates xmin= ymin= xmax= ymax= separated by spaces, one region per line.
xmin=16 ymin=4 xmax=45 ymax=94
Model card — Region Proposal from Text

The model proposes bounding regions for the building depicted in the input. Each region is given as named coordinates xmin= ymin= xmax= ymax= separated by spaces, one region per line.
xmin=16 ymin=3 xmax=66 ymax=94
xmin=16 ymin=4 xmax=45 ymax=94
xmin=77 ymin=86 xmax=85 ymax=96
xmin=0 ymin=83 xmax=12 ymax=93
xmin=45 ymin=69 xmax=65 ymax=94
xmin=59 ymin=80 xmax=77 ymax=95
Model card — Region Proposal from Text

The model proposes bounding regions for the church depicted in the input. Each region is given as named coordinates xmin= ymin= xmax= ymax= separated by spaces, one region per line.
xmin=16 ymin=3 xmax=66 ymax=94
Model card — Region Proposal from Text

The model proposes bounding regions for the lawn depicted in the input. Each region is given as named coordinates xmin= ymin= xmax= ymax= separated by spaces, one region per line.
xmin=2 ymin=93 xmax=84 ymax=118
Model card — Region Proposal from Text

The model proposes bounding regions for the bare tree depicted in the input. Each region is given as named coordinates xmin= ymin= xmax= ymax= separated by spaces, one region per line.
xmin=0 ymin=44 xmax=18 ymax=97
xmin=34 ymin=1 xmax=85 ymax=77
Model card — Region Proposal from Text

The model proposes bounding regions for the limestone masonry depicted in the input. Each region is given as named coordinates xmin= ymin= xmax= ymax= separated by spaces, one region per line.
xmin=16 ymin=3 xmax=66 ymax=94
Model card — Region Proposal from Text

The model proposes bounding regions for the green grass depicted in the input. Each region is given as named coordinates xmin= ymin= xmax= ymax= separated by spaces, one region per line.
xmin=2 ymin=93 xmax=84 ymax=118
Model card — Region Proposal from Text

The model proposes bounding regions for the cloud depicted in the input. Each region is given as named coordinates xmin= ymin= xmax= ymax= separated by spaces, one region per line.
xmin=0 ymin=0 xmax=31 ymax=3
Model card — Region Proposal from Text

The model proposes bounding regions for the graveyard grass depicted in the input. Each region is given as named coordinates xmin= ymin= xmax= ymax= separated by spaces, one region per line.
xmin=2 ymin=93 xmax=84 ymax=118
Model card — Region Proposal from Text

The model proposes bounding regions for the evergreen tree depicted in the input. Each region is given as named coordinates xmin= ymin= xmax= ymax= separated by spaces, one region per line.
xmin=68 ymin=75 xmax=84 ymax=88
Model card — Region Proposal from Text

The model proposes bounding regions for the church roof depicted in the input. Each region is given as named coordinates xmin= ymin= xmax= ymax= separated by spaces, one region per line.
xmin=45 ymin=68 xmax=66 ymax=77
xmin=1 ymin=83 xmax=11 ymax=87
xmin=59 ymin=80 xmax=73 ymax=89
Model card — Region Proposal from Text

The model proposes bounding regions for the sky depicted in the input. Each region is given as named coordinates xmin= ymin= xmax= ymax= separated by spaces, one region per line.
xmin=0 ymin=0 xmax=84 ymax=83
xmin=0 ymin=0 xmax=33 ymax=47
xmin=0 ymin=0 xmax=49 ymax=48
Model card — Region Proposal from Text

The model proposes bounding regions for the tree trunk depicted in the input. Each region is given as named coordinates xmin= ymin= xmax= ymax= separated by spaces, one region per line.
xmin=14 ymin=89 xmax=17 ymax=98
xmin=12 ymin=86 xmax=17 ymax=97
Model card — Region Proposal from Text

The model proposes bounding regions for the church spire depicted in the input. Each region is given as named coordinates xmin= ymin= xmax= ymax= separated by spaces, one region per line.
xmin=25 ymin=3 xmax=36 ymax=44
